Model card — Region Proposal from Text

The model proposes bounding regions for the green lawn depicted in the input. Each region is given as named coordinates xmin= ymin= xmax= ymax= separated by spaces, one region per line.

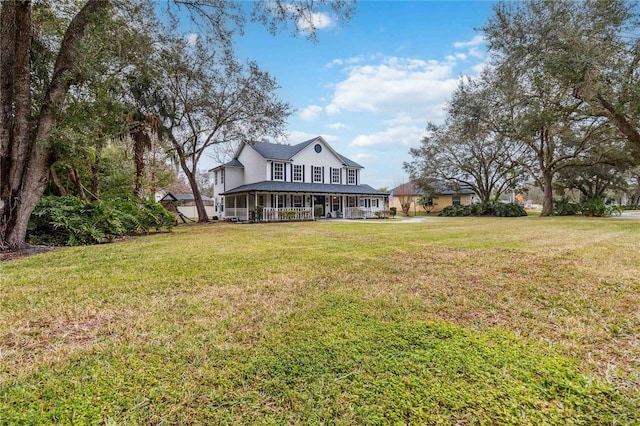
xmin=1 ymin=217 xmax=639 ymax=424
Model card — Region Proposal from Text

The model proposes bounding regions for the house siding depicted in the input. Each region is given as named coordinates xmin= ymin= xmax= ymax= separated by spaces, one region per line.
xmin=225 ymin=168 xmax=244 ymax=192
xmin=238 ymin=145 xmax=268 ymax=184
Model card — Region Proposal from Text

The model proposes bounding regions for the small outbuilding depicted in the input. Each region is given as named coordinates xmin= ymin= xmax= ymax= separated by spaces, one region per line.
xmin=160 ymin=193 xmax=215 ymax=219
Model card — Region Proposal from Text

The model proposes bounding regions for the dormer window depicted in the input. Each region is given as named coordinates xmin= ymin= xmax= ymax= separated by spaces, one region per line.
xmin=273 ymin=162 xmax=284 ymax=181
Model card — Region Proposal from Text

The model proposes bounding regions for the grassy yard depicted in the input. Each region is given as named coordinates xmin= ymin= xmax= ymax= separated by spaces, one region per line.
xmin=1 ymin=217 xmax=639 ymax=424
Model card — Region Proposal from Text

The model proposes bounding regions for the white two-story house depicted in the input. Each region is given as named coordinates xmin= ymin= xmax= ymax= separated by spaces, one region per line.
xmin=211 ymin=137 xmax=388 ymax=221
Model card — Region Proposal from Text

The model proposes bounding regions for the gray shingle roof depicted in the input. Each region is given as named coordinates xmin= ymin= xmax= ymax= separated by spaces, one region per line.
xmin=223 ymin=159 xmax=244 ymax=167
xmin=161 ymin=192 xmax=213 ymax=201
xmin=250 ymin=141 xmax=300 ymax=160
xmin=337 ymin=154 xmax=362 ymax=168
xmin=248 ymin=138 xmax=363 ymax=168
xmin=222 ymin=181 xmax=388 ymax=196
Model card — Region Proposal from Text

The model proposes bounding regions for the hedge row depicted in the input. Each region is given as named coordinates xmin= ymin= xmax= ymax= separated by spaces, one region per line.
xmin=439 ymin=202 xmax=528 ymax=217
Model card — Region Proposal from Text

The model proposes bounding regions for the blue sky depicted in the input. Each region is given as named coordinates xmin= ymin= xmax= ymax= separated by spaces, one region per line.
xmin=210 ymin=1 xmax=497 ymax=189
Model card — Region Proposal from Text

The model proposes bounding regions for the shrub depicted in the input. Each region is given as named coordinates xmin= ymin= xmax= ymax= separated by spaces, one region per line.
xmin=439 ymin=202 xmax=527 ymax=217
xmin=555 ymin=198 xmax=623 ymax=217
xmin=27 ymin=196 xmax=173 ymax=246
xmin=283 ymin=210 xmax=298 ymax=220
xmin=439 ymin=204 xmax=471 ymax=217
xmin=554 ymin=199 xmax=581 ymax=216
xmin=580 ymin=198 xmax=623 ymax=217
xmin=389 ymin=207 xmax=397 ymax=217
xmin=580 ymin=198 xmax=609 ymax=217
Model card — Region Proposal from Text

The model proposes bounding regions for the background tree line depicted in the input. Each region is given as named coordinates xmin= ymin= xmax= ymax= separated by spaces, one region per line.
xmin=405 ymin=0 xmax=640 ymax=216
xmin=0 ymin=0 xmax=354 ymax=249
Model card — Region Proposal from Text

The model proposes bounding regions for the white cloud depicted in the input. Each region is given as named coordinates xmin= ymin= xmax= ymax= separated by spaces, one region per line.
xmin=468 ymin=47 xmax=485 ymax=59
xmin=326 ymin=57 xmax=457 ymax=122
xmin=298 ymin=11 xmax=333 ymax=32
xmin=299 ymin=105 xmax=323 ymax=121
xmin=472 ymin=61 xmax=490 ymax=74
xmin=453 ymin=35 xmax=485 ymax=48
xmin=445 ymin=53 xmax=467 ymax=62
xmin=325 ymin=53 xmax=383 ymax=69
xmin=327 ymin=122 xmax=349 ymax=130
xmin=325 ymin=103 xmax=341 ymax=115
xmin=350 ymin=124 xmax=427 ymax=149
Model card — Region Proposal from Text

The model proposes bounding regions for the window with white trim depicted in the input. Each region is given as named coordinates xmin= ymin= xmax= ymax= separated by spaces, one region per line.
xmin=347 ymin=169 xmax=356 ymax=185
xmin=313 ymin=166 xmax=323 ymax=183
xmin=293 ymin=164 xmax=303 ymax=182
xmin=293 ymin=195 xmax=303 ymax=207
xmin=331 ymin=168 xmax=341 ymax=184
xmin=221 ymin=169 xmax=225 ymax=184
xmin=273 ymin=162 xmax=284 ymax=181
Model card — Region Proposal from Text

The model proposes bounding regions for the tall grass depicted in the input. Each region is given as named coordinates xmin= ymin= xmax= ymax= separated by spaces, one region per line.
xmin=1 ymin=217 xmax=638 ymax=424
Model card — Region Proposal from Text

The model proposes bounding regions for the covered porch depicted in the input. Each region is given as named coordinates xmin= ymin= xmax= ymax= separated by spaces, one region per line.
xmin=221 ymin=190 xmax=387 ymax=222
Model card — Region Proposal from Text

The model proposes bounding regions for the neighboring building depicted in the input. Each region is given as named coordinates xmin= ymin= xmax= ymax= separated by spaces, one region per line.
xmin=211 ymin=137 xmax=388 ymax=221
xmin=160 ymin=192 xmax=215 ymax=219
xmin=389 ymin=181 xmax=476 ymax=214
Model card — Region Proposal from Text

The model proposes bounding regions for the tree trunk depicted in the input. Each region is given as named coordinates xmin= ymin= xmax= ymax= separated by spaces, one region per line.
xmin=70 ymin=169 xmax=87 ymax=201
xmin=50 ymin=166 xmax=68 ymax=196
xmin=180 ymin=160 xmax=210 ymax=222
xmin=0 ymin=0 xmax=109 ymax=250
xmin=132 ymin=124 xmax=150 ymax=199
xmin=541 ymin=169 xmax=554 ymax=216
xmin=87 ymin=139 xmax=102 ymax=201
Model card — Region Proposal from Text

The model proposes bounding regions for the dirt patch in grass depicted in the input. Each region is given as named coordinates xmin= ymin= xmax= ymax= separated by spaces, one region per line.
xmin=0 ymin=245 xmax=55 ymax=262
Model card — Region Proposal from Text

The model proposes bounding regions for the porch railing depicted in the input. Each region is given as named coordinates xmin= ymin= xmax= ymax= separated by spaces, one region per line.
xmin=224 ymin=207 xmax=248 ymax=221
xmin=261 ymin=207 xmax=313 ymax=222
xmin=343 ymin=207 xmax=384 ymax=219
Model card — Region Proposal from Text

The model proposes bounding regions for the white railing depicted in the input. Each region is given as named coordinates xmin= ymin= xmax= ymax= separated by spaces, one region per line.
xmin=261 ymin=207 xmax=313 ymax=222
xmin=224 ymin=207 xmax=248 ymax=221
xmin=343 ymin=207 xmax=385 ymax=219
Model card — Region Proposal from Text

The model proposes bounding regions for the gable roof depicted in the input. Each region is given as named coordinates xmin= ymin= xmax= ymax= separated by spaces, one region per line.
xmin=245 ymin=137 xmax=363 ymax=168
xmin=222 ymin=158 xmax=244 ymax=168
xmin=250 ymin=137 xmax=315 ymax=160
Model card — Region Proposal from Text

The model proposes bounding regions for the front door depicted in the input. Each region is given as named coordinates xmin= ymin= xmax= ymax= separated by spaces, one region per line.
xmin=313 ymin=195 xmax=325 ymax=217
xmin=331 ymin=195 xmax=341 ymax=214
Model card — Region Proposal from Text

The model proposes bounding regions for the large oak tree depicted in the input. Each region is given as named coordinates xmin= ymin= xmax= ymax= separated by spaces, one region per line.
xmin=0 ymin=0 xmax=354 ymax=250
